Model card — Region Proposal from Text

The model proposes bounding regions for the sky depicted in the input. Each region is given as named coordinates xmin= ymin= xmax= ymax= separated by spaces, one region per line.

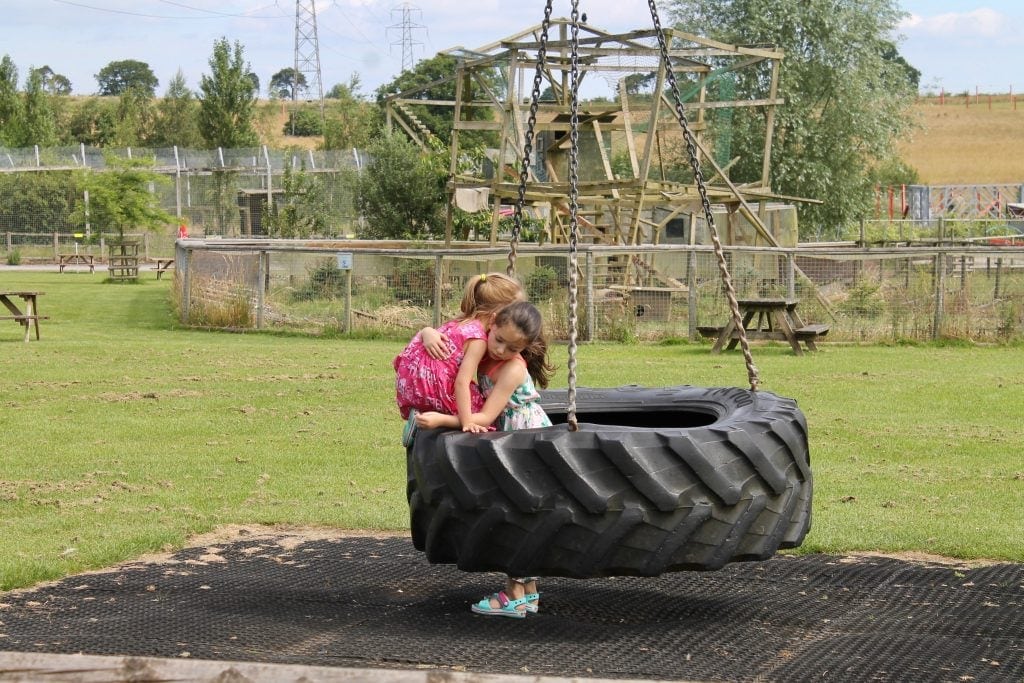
xmin=2 ymin=1 xmax=1022 ymax=99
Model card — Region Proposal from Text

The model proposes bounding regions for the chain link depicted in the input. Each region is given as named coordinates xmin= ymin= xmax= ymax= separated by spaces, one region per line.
xmin=646 ymin=0 xmax=760 ymax=392
xmin=565 ymin=0 xmax=581 ymax=430
xmin=508 ymin=0 xmax=554 ymax=278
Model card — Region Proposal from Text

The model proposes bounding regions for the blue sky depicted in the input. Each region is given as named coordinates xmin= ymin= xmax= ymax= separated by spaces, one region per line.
xmin=3 ymin=1 xmax=1021 ymax=98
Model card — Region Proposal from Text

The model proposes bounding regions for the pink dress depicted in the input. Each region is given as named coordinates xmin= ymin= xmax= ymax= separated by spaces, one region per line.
xmin=394 ymin=318 xmax=488 ymax=419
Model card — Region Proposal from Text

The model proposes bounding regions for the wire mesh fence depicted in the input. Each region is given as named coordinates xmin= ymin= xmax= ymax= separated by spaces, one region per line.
xmin=172 ymin=240 xmax=1024 ymax=344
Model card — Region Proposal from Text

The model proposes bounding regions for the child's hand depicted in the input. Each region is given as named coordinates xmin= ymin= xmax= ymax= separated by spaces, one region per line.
xmin=421 ymin=328 xmax=452 ymax=359
xmin=462 ymin=422 xmax=490 ymax=434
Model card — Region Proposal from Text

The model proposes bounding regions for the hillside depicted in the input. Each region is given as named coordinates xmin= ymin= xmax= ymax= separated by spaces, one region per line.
xmin=898 ymin=96 xmax=1023 ymax=185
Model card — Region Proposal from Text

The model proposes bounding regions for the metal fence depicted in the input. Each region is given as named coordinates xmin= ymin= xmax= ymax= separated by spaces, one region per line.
xmin=0 ymin=145 xmax=365 ymax=239
xmin=172 ymin=240 xmax=1024 ymax=344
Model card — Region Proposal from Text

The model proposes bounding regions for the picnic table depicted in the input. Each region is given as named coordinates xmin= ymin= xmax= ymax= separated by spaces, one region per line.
xmin=698 ymin=298 xmax=828 ymax=356
xmin=0 ymin=291 xmax=47 ymax=342
xmin=58 ymin=253 xmax=95 ymax=273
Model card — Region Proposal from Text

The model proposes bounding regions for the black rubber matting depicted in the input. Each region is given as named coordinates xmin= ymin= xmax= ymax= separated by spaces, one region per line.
xmin=1 ymin=534 xmax=1021 ymax=682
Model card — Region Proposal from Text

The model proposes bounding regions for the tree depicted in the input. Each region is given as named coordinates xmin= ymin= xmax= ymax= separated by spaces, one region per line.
xmin=71 ymin=155 xmax=175 ymax=239
xmin=327 ymin=74 xmax=362 ymax=100
xmin=20 ymin=66 xmax=58 ymax=146
xmin=354 ymin=133 xmax=446 ymax=239
xmin=0 ymin=55 xmax=21 ymax=145
xmin=32 ymin=66 xmax=72 ymax=95
xmin=64 ymin=97 xmax=118 ymax=146
xmin=667 ymin=0 xmax=918 ymax=236
xmin=95 ymin=59 xmax=158 ymax=97
xmin=262 ymin=165 xmax=329 ymax=238
xmin=109 ymin=87 xmax=155 ymax=147
xmin=269 ymin=67 xmax=307 ymax=99
xmin=152 ymin=70 xmax=202 ymax=147
xmin=198 ymin=38 xmax=259 ymax=148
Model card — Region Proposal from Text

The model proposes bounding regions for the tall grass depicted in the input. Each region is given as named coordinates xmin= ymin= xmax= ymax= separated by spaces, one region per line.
xmin=1 ymin=270 xmax=1023 ymax=592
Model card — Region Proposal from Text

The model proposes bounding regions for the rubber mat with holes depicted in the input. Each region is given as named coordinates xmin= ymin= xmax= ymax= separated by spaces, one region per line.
xmin=0 ymin=535 xmax=1021 ymax=682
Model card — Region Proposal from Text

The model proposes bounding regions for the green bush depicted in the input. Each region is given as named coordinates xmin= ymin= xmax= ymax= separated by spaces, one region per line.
xmin=526 ymin=265 xmax=558 ymax=300
xmin=6 ymin=250 xmax=21 ymax=266
xmin=283 ymin=108 xmax=324 ymax=136
xmin=838 ymin=277 xmax=886 ymax=318
xmin=292 ymin=260 xmax=345 ymax=301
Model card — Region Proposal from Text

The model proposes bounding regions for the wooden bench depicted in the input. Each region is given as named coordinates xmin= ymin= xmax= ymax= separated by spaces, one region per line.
xmin=58 ymin=253 xmax=95 ymax=273
xmin=155 ymin=258 xmax=175 ymax=280
xmin=697 ymin=325 xmax=723 ymax=338
xmin=0 ymin=315 xmax=50 ymax=341
xmin=794 ymin=324 xmax=830 ymax=340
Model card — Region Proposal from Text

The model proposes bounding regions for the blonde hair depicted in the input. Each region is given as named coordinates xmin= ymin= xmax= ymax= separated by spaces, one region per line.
xmin=458 ymin=272 xmax=524 ymax=322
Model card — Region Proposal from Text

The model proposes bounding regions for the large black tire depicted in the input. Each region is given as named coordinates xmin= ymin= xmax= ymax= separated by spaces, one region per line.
xmin=406 ymin=385 xmax=812 ymax=578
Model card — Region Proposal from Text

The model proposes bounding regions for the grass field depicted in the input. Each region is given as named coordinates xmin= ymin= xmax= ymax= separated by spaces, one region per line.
xmin=900 ymin=95 xmax=1024 ymax=184
xmin=1 ymin=270 xmax=1023 ymax=591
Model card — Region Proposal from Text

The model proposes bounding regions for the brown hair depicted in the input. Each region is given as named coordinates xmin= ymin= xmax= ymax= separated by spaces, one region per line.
xmin=492 ymin=301 xmax=556 ymax=389
xmin=459 ymin=272 xmax=524 ymax=322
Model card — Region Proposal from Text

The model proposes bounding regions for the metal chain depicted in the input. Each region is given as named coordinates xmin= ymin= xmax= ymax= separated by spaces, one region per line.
xmin=507 ymin=0 xmax=554 ymax=277
xmin=565 ymin=0 xmax=581 ymax=430
xmin=646 ymin=0 xmax=760 ymax=392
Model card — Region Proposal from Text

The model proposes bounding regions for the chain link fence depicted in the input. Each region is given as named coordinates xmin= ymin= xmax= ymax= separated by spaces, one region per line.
xmin=172 ymin=240 xmax=1024 ymax=344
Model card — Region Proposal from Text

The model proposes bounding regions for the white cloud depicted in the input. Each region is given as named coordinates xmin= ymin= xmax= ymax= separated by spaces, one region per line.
xmin=899 ymin=8 xmax=1005 ymax=38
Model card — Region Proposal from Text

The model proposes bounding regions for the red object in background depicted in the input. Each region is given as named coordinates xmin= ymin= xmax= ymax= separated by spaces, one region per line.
xmin=177 ymin=224 xmax=189 ymax=239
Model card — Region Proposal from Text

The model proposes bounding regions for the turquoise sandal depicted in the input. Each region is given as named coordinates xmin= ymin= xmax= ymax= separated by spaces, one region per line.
xmin=524 ymin=591 xmax=540 ymax=613
xmin=402 ymin=409 xmax=418 ymax=448
xmin=470 ymin=590 xmax=529 ymax=618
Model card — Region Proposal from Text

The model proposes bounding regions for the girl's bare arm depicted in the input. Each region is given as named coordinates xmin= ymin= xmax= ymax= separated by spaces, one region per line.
xmin=454 ymin=338 xmax=487 ymax=428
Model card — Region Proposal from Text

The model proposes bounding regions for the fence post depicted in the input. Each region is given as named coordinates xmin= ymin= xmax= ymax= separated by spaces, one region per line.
xmin=256 ymin=251 xmax=266 ymax=329
xmin=180 ymin=245 xmax=191 ymax=324
xmin=53 ymin=231 xmax=59 ymax=260
xmin=433 ymin=255 xmax=443 ymax=328
xmin=585 ymin=249 xmax=594 ymax=342
xmin=5 ymin=233 xmax=10 ymax=252
xmin=786 ymin=251 xmax=796 ymax=300
xmin=687 ymin=248 xmax=697 ymax=340
xmin=937 ymin=217 xmax=945 ymax=242
xmin=932 ymin=252 xmax=945 ymax=340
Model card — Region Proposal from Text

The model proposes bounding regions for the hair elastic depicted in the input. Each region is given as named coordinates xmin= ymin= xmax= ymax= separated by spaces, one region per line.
xmin=479 ymin=274 xmax=487 ymax=282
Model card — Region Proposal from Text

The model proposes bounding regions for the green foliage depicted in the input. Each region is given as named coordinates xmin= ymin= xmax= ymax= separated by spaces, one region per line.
xmin=151 ymin=70 xmax=202 ymax=148
xmin=65 ymin=97 xmax=118 ymax=146
xmin=0 ymin=170 xmax=77 ymax=232
xmin=6 ymin=249 xmax=21 ymax=265
xmin=32 ymin=66 xmax=72 ymax=95
xmin=668 ymin=0 xmax=918 ymax=237
xmin=374 ymin=54 xmax=501 ymax=147
xmin=869 ymin=156 xmax=920 ymax=188
xmin=283 ymin=107 xmax=323 ymax=136
xmin=198 ymin=38 xmax=259 ymax=148
xmin=71 ymin=155 xmax=175 ymax=238
xmin=0 ymin=55 xmax=20 ymax=145
xmin=292 ymin=260 xmax=346 ymax=301
xmin=108 ymin=87 xmax=155 ymax=147
xmin=837 ymin=277 xmax=885 ymax=319
xmin=20 ymin=66 xmax=58 ymax=146
xmin=354 ymin=134 xmax=446 ymax=239
xmin=262 ymin=165 xmax=329 ymax=238
xmin=269 ymin=67 xmax=307 ymax=100
xmin=526 ymin=265 xmax=558 ymax=300
xmin=95 ymin=59 xmax=158 ymax=97
xmin=386 ymin=258 xmax=435 ymax=306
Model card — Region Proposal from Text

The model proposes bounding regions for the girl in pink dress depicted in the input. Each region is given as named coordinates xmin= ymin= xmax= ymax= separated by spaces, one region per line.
xmin=394 ymin=272 xmax=523 ymax=445
xmin=413 ymin=301 xmax=556 ymax=618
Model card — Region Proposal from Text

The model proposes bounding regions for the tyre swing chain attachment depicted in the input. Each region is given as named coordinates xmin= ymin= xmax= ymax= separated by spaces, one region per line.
xmin=647 ymin=0 xmax=760 ymax=392
xmin=505 ymin=0 xmax=583 ymax=430
xmin=506 ymin=0 xmax=554 ymax=278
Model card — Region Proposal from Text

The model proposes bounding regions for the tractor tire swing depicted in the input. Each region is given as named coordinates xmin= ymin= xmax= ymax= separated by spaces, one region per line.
xmin=406 ymin=0 xmax=812 ymax=578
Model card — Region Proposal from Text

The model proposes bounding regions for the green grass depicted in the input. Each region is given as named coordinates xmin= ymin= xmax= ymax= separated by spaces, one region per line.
xmin=1 ymin=270 xmax=1023 ymax=591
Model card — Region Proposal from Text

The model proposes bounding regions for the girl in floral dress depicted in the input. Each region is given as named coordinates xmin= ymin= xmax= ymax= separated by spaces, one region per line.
xmin=394 ymin=272 xmax=523 ymax=446
xmin=413 ymin=300 xmax=555 ymax=618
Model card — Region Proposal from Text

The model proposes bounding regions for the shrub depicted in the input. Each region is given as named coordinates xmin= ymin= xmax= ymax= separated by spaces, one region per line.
xmin=6 ymin=250 xmax=21 ymax=266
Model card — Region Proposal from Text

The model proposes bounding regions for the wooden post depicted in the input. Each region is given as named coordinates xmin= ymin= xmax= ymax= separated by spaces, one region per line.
xmin=932 ymin=253 xmax=945 ymax=340
xmin=585 ymin=249 xmax=594 ymax=342
xmin=344 ymin=268 xmax=352 ymax=333
xmin=180 ymin=246 xmax=191 ymax=324
xmin=53 ymin=231 xmax=59 ymax=260
xmin=687 ymin=247 xmax=698 ymax=341
xmin=256 ymin=251 xmax=266 ymax=329
xmin=433 ymin=255 xmax=443 ymax=328
xmin=786 ymin=251 xmax=796 ymax=300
